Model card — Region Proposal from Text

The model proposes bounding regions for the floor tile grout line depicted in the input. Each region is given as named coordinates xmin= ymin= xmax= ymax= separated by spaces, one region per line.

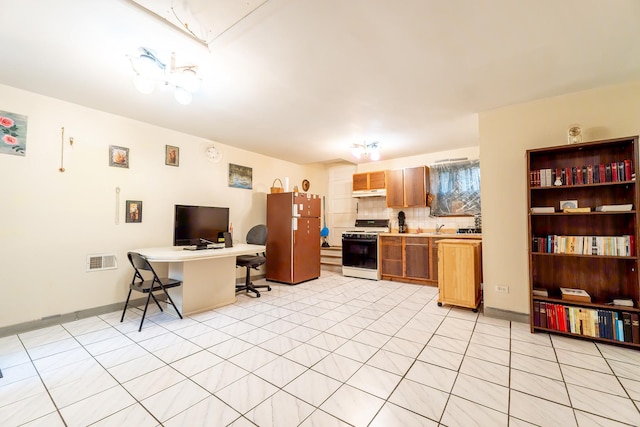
xmin=5 ymin=274 xmax=640 ymax=426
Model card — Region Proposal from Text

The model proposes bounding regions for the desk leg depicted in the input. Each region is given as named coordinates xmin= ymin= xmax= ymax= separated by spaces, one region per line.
xmin=167 ymin=257 xmax=237 ymax=316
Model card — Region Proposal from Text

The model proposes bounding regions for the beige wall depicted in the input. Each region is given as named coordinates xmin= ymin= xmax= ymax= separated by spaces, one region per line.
xmin=479 ymin=81 xmax=640 ymax=315
xmin=356 ymin=146 xmax=480 ymax=173
xmin=0 ymin=84 xmax=328 ymax=328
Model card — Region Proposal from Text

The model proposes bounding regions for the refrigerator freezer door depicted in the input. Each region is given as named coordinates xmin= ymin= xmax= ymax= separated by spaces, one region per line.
xmin=294 ymin=194 xmax=321 ymax=217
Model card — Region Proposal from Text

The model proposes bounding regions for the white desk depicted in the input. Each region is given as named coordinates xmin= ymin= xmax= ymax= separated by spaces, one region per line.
xmin=132 ymin=244 xmax=266 ymax=315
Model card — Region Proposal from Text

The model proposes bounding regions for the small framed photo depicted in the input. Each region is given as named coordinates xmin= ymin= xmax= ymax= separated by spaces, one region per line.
xmin=165 ymin=145 xmax=179 ymax=167
xmin=126 ymin=200 xmax=142 ymax=223
xmin=109 ymin=145 xmax=129 ymax=168
xmin=560 ymin=199 xmax=578 ymax=210
xmin=228 ymin=163 xmax=253 ymax=189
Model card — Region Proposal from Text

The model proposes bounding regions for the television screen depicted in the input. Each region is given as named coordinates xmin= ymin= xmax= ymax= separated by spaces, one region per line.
xmin=173 ymin=205 xmax=229 ymax=246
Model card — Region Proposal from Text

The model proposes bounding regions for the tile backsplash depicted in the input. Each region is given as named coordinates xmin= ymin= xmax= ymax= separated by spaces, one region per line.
xmin=356 ymin=197 xmax=476 ymax=232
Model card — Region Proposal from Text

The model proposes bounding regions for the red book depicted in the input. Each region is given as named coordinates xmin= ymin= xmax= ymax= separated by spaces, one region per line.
xmin=630 ymin=235 xmax=635 ymax=257
xmin=611 ymin=162 xmax=618 ymax=182
xmin=624 ymin=159 xmax=632 ymax=181
xmin=565 ymin=167 xmax=572 ymax=185
xmin=558 ymin=304 xmax=566 ymax=332
xmin=556 ymin=168 xmax=562 ymax=185
xmin=575 ymin=167 xmax=583 ymax=185
xmin=587 ymin=165 xmax=593 ymax=184
xmin=599 ymin=164 xmax=606 ymax=182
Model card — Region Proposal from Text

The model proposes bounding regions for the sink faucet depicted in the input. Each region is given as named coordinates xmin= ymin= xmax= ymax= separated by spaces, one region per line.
xmin=435 ymin=224 xmax=445 ymax=234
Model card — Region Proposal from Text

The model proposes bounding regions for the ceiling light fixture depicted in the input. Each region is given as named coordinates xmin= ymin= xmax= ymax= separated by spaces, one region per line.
xmin=128 ymin=47 xmax=201 ymax=105
xmin=352 ymin=141 xmax=381 ymax=161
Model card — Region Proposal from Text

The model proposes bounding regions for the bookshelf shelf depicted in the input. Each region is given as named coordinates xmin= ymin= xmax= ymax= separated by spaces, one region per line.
xmin=531 ymin=211 xmax=636 ymax=216
xmin=530 ymin=252 xmax=638 ymax=260
xmin=532 ymin=326 xmax=640 ymax=348
xmin=530 ymin=180 xmax=635 ymax=190
xmin=527 ymin=136 xmax=640 ymax=348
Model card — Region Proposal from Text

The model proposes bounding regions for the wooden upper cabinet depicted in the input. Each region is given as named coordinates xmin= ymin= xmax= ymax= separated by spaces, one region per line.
xmin=404 ymin=166 xmax=429 ymax=207
xmin=386 ymin=166 xmax=430 ymax=208
xmin=368 ymin=171 xmax=386 ymax=189
xmin=352 ymin=171 xmax=386 ymax=191
xmin=386 ymin=169 xmax=405 ymax=207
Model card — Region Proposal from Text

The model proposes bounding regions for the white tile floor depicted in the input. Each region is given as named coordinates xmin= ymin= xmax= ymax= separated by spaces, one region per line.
xmin=1 ymin=270 xmax=640 ymax=426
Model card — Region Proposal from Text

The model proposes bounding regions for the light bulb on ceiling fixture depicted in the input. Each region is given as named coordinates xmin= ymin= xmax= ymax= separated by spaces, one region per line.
xmin=174 ymin=87 xmax=193 ymax=105
xmin=133 ymin=73 xmax=155 ymax=94
xmin=351 ymin=144 xmax=363 ymax=159
xmin=172 ymin=68 xmax=201 ymax=93
xmin=352 ymin=141 xmax=381 ymax=161
xmin=128 ymin=47 xmax=200 ymax=105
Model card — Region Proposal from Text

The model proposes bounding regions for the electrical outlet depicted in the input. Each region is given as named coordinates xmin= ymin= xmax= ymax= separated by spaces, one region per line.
xmin=495 ymin=285 xmax=509 ymax=293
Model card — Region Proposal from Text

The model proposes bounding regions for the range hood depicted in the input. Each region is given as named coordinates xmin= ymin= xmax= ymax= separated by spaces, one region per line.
xmin=352 ymin=188 xmax=387 ymax=198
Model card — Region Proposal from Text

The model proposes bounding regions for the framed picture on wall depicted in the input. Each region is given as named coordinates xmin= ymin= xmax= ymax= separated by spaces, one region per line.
xmin=109 ymin=145 xmax=129 ymax=168
xmin=165 ymin=145 xmax=179 ymax=166
xmin=126 ymin=200 xmax=142 ymax=223
xmin=228 ymin=163 xmax=253 ymax=189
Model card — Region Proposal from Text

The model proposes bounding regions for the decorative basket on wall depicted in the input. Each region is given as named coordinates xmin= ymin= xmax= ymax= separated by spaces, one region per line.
xmin=270 ymin=178 xmax=284 ymax=193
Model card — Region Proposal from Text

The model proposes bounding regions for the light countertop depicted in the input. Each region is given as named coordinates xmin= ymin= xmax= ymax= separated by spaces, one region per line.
xmin=381 ymin=232 xmax=481 ymax=239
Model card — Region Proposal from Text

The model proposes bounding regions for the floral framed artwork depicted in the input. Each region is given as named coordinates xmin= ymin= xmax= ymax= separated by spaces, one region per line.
xmin=109 ymin=145 xmax=129 ymax=168
xmin=165 ymin=145 xmax=179 ymax=166
xmin=0 ymin=110 xmax=28 ymax=156
xmin=126 ymin=200 xmax=142 ymax=223
xmin=228 ymin=163 xmax=253 ymax=189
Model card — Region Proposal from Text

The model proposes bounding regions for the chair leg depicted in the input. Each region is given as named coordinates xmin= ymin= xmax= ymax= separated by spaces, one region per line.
xmin=149 ymin=292 xmax=164 ymax=312
xmin=138 ymin=291 xmax=154 ymax=332
xmin=120 ymin=290 xmax=133 ymax=323
xmin=245 ymin=266 xmax=260 ymax=297
xmin=162 ymin=288 xmax=183 ymax=319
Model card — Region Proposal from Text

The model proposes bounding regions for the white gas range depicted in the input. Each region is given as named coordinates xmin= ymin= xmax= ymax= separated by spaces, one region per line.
xmin=341 ymin=219 xmax=389 ymax=280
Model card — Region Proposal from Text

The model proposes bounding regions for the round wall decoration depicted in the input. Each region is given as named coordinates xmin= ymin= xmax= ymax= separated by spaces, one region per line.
xmin=302 ymin=179 xmax=310 ymax=191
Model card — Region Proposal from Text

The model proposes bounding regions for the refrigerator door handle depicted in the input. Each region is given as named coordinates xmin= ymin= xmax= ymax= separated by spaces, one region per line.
xmin=292 ymin=217 xmax=298 ymax=231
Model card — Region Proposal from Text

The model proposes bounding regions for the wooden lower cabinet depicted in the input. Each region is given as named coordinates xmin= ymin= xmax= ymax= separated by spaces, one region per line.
xmin=405 ymin=237 xmax=430 ymax=280
xmin=380 ymin=236 xmax=438 ymax=285
xmin=437 ymin=239 xmax=482 ymax=311
xmin=380 ymin=237 xmax=403 ymax=277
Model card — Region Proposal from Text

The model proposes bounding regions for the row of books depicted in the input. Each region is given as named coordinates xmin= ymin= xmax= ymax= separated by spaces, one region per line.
xmin=530 ymin=160 xmax=633 ymax=187
xmin=532 ymin=235 xmax=635 ymax=256
xmin=533 ymin=301 xmax=640 ymax=344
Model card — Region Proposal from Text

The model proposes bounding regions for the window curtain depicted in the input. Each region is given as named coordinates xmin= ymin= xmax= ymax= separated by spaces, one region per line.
xmin=429 ymin=159 xmax=481 ymax=216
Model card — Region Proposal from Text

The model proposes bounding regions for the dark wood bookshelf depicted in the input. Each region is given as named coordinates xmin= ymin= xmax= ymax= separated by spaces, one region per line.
xmin=527 ymin=136 xmax=640 ymax=348
xmin=532 ymin=326 xmax=640 ymax=349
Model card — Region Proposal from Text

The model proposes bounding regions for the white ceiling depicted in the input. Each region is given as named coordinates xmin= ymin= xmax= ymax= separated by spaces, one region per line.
xmin=1 ymin=0 xmax=639 ymax=164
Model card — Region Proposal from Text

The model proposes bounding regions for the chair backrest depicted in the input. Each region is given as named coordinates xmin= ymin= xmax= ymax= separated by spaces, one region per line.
xmin=128 ymin=252 xmax=159 ymax=280
xmin=246 ymin=224 xmax=267 ymax=245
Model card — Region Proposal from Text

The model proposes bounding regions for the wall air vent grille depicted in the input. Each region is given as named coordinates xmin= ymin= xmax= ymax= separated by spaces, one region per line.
xmin=86 ymin=254 xmax=117 ymax=272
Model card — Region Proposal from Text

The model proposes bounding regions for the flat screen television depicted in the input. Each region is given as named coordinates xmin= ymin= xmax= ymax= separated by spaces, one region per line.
xmin=173 ymin=204 xmax=229 ymax=247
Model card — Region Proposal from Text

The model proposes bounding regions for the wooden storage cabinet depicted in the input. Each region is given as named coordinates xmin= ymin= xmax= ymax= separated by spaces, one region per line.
xmin=380 ymin=235 xmax=439 ymax=285
xmin=437 ymin=239 xmax=482 ymax=311
xmin=380 ymin=236 xmax=403 ymax=277
xmin=386 ymin=166 xmax=429 ymax=208
xmin=527 ymin=136 xmax=640 ymax=349
xmin=405 ymin=237 xmax=430 ymax=280
xmin=353 ymin=171 xmax=386 ymax=191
